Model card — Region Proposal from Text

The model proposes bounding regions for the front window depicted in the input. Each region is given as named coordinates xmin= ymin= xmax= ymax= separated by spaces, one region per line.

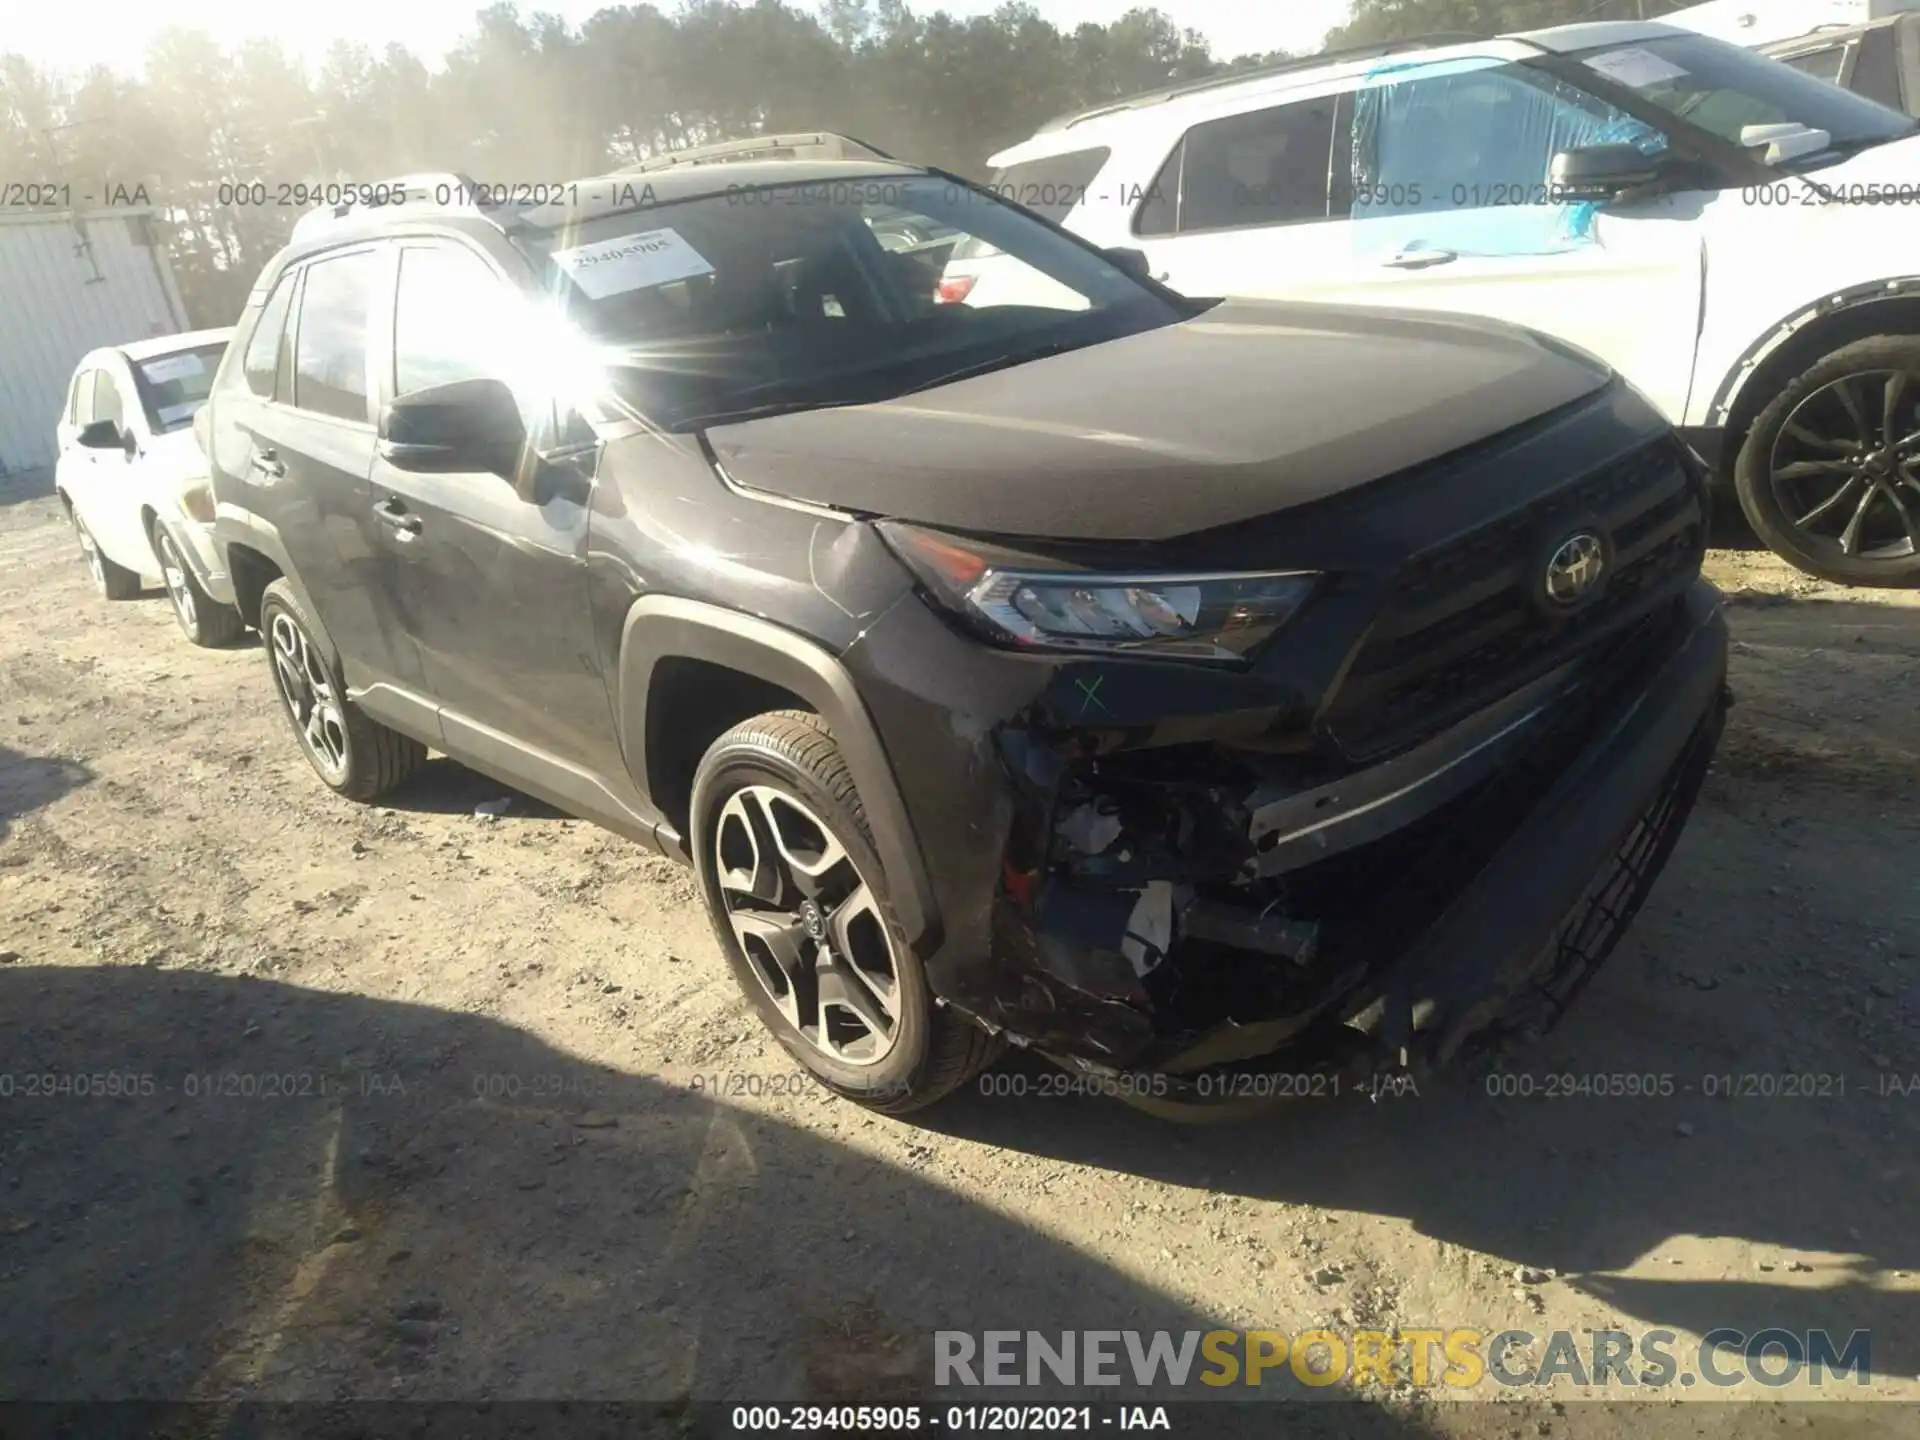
xmin=514 ymin=173 xmax=1184 ymax=431
xmin=1570 ymin=32 xmax=1915 ymax=165
xmin=131 ymin=343 xmax=225 ymax=432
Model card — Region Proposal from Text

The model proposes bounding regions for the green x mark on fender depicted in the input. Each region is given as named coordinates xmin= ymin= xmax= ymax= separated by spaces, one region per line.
xmin=1074 ymin=674 xmax=1109 ymax=717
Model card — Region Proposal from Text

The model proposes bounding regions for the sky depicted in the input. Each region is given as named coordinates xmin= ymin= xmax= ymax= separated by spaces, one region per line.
xmin=6 ymin=0 xmax=1359 ymax=78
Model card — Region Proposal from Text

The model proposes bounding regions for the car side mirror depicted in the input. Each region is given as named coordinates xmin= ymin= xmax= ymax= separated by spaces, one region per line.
xmin=76 ymin=419 xmax=129 ymax=453
xmin=1548 ymin=144 xmax=1675 ymax=203
xmin=379 ymin=377 xmax=526 ymax=476
xmin=1105 ymin=246 xmax=1153 ymax=282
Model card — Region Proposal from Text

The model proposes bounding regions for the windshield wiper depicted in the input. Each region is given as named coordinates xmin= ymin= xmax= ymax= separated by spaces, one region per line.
xmin=894 ymin=339 xmax=1080 ymax=398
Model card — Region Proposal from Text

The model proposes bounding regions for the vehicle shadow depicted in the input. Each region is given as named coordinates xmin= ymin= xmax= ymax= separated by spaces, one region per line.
xmin=1707 ymin=494 xmax=1768 ymax=553
xmin=0 ymin=745 xmax=94 ymax=843
xmin=0 ymin=963 xmax=1476 ymax=1436
xmin=377 ymin=756 xmax=569 ymax=823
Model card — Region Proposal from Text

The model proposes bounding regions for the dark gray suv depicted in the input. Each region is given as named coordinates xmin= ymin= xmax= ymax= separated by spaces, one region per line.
xmin=203 ymin=154 xmax=1730 ymax=1116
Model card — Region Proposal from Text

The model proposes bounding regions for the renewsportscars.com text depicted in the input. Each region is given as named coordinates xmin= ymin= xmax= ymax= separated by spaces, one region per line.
xmin=935 ymin=1328 xmax=1871 ymax=1391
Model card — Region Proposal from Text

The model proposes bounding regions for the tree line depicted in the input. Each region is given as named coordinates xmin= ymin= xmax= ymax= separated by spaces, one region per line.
xmin=1 ymin=0 xmax=1694 ymax=325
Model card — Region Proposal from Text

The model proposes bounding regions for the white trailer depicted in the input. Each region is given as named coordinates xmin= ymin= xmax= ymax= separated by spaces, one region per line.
xmin=0 ymin=209 xmax=189 ymax=481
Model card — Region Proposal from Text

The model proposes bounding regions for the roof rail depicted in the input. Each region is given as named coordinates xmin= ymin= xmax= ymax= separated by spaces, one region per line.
xmin=287 ymin=171 xmax=490 ymax=242
xmin=618 ymin=131 xmax=897 ymax=174
xmin=1036 ymin=33 xmax=1490 ymax=132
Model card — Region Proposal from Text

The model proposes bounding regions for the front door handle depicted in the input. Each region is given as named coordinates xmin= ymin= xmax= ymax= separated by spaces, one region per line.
xmin=373 ymin=497 xmax=423 ymax=540
xmin=1383 ymin=248 xmax=1458 ymax=270
xmin=250 ymin=448 xmax=285 ymax=478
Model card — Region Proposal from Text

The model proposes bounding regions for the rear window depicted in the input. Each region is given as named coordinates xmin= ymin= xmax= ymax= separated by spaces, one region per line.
xmin=952 ymin=148 xmax=1110 ymax=261
xmin=132 ymin=343 xmax=226 ymax=433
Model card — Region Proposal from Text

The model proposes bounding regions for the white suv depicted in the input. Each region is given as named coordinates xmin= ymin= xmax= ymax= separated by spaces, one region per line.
xmin=54 ymin=328 xmax=239 ymax=644
xmin=981 ymin=21 xmax=1920 ymax=586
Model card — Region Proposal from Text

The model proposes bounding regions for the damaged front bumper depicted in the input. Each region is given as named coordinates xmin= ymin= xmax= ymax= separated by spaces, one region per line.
xmin=973 ymin=581 xmax=1730 ymax=1092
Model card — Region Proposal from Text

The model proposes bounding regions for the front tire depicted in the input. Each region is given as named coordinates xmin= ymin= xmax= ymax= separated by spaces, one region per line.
xmin=72 ymin=512 xmax=140 ymax=600
xmin=259 ymin=578 xmax=425 ymax=801
xmin=151 ymin=522 xmax=242 ymax=647
xmin=689 ymin=709 xmax=1002 ymax=1114
xmin=1734 ymin=335 xmax=1920 ymax=587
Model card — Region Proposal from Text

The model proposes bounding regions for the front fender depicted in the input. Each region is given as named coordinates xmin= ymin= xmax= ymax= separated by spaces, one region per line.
xmin=214 ymin=504 xmax=333 ymax=655
xmin=615 ymin=595 xmax=942 ymax=954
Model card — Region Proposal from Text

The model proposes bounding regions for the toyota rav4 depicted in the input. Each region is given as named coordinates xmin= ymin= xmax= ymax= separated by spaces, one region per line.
xmin=203 ymin=156 xmax=1730 ymax=1115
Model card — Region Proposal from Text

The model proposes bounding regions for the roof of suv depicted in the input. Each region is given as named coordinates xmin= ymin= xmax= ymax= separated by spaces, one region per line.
xmin=519 ymin=158 xmax=932 ymax=229
xmin=1762 ymin=11 xmax=1910 ymax=44
xmin=265 ymin=157 xmax=936 ymax=282
xmin=990 ymin=21 xmax=1691 ymax=167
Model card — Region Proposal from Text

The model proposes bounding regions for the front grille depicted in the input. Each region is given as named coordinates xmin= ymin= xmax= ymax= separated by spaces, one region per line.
xmin=1323 ymin=439 xmax=1705 ymax=762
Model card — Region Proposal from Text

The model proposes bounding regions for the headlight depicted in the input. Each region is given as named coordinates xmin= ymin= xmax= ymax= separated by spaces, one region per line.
xmin=879 ymin=522 xmax=1318 ymax=664
xmin=178 ymin=477 xmax=216 ymax=523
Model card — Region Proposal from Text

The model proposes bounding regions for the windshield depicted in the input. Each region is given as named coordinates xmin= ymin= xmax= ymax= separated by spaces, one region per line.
xmin=1573 ymin=33 xmax=1915 ymax=165
xmin=132 ymin=344 xmax=225 ymax=433
xmin=516 ymin=173 xmax=1180 ymax=430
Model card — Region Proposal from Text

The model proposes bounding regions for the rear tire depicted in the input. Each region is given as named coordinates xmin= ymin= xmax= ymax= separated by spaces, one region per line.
xmin=1734 ymin=335 xmax=1920 ymax=587
xmin=690 ymin=709 xmax=1002 ymax=1114
xmin=151 ymin=522 xmax=242 ymax=647
xmin=259 ymin=578 xmax=425 ymax=801
xmin=72 ymin=512 xmax=140 ymax=600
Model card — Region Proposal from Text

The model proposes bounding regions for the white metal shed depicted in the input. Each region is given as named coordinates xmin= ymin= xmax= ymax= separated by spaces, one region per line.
xmin=0 ymin=209 xmax=189 ymax=479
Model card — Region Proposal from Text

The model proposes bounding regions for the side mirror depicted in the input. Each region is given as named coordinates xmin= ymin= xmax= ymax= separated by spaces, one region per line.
xmin=76 ymin=419 xmax=128 ymax=452
xmin=1548 ymin=144 xmax=1673 ymax=203
xmin=1105 ymin=246 xmax=1153 ymax=282
xmin=379 ymin=377 xmax=526 ymax=476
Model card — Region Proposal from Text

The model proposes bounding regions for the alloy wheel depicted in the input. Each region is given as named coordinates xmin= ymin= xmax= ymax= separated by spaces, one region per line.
xmin=156 ymin=531 xmax=197 ymax=633
xmin=75 ymin=519 xmax=104 ymax=591
xmin=1769 ymin=368 xmax=1920 ymax=562
xmin=268 ymin=611 xmax=350 ymax=781
xmin=712 ymin=784 xmax=901 ymax=1066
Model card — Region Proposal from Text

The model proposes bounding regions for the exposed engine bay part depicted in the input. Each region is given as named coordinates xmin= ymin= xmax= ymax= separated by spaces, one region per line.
xmin=1043 ymin=660 xmax=1585 ymax=894
xmin=1030 ymin=874 xmax=1323 ymax=981
xmin=1179 ymin=895 xmax=1321 ymax=964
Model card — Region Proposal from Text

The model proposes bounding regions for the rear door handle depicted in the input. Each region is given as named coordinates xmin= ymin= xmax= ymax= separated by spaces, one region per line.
xmin=373 ymin=497 xmax=423 ymax=540
xmin=1383 ymin=248 xmax=1458 ymax=270
xmin=250 ymin=448 xmax=285 ymax=478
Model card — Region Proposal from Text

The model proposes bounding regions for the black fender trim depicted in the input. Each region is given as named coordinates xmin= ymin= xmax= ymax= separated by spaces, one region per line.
xmin=617 ymin=595 xmax=942 ymax=954
xmin=215 ymin=506 xmax=333 ymax=654
xmin=1703 ymin=274 xmax=1920 ymax=428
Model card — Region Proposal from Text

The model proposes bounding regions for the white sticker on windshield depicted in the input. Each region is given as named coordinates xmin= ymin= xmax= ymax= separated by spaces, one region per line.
xmin=142 ymin=352 xmax=208 ymax=386
xmin=549 ymin=228 xmax=715 ymax=299
xmin=1585 ymin=48 xmax=1690 ymax=90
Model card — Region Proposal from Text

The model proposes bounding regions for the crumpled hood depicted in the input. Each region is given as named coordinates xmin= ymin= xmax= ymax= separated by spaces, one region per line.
xmin=702 ymin=298 xmax=1614 ymax=541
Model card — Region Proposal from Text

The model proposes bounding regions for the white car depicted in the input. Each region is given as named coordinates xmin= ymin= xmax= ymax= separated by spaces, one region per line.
xmin=54 ymin=328 xmax=240 ymax=644
xmin=987 ymin=21 xmax=1920 ymax=586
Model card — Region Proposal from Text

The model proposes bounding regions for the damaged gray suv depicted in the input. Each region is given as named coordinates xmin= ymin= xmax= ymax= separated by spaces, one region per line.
xmin=205 ymin=150 xmax=1730 ymax=1115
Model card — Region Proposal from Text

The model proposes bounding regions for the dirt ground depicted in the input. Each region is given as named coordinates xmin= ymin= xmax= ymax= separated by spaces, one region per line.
xmin=1 ymin=473 xmax=1916 ymax=1438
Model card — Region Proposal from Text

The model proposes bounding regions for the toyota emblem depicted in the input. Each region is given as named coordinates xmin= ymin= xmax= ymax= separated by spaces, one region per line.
xmin=1543 ymin=531 xmax=1607 ymax=607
